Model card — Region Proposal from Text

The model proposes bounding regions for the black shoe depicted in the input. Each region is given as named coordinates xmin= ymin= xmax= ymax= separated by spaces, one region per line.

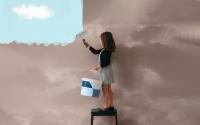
xmin=94 ymin=107 xmax=103 ymax=112
xmin=103 ymin=106 xmax=115 ymax=111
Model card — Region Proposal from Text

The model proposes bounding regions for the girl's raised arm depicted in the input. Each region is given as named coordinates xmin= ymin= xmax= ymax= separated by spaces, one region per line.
xmin=82 ymin=39 xmax=103 ymax=54
xmin=89 ymin=46 xmax=103 ymax=55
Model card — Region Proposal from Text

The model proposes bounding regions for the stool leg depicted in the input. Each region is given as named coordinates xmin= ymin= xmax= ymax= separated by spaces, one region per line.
xmin=115 ymin=114 xmax=118 ymax=125
xmin=91 ymin=115 xmax=93 ymax=125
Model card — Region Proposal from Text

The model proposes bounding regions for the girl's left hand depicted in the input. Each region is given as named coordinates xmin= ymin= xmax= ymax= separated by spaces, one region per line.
xmin=90 ymin=64 xmax=101 ymax=71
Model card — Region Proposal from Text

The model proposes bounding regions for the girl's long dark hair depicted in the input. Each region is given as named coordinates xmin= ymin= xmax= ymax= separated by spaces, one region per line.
xmin=100 ymin=31 xmax=116 ymax=52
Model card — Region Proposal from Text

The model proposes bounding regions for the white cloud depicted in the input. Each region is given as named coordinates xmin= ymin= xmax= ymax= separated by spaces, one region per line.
xmin=136 ymin=66 xmax=163 ymax=85
xmin=13 ymin=4 xmax=54 ymax=20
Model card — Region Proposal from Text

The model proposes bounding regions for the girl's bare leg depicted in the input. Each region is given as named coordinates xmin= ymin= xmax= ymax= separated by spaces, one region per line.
xmin=102 ymin=84 xmax=114 ymax=108
xmin=105 ymin=84 xmax=111 ymax=108
xmin=102 ymin=84 xmax=109 ymax=108
xmin=105 ymin=85 xmax=110 ymax=107
xmin=108 ymin=85 xmax=113 ymax=107
xmin=102 ymin=84 xmax=107 ymax=109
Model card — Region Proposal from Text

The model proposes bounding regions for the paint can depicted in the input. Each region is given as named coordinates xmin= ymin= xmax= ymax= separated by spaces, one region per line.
xmin=81 ymin=77 xmax=101 ymax=98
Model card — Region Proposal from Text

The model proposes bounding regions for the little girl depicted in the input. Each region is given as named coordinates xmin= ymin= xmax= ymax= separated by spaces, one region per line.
xmin=82 ymin=31 xmax=116 ymax=111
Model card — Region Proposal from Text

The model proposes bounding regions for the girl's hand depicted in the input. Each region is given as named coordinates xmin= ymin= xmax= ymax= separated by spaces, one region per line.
xmin=93 ymin=64 xmax=101 ymax=71
xmin=90 ymin=64 xmax=101 ymax=73
xmin=82 ymin=39 xmax=90 ymax=48
xmin=93 ymin=66 xmax=100 ymax=71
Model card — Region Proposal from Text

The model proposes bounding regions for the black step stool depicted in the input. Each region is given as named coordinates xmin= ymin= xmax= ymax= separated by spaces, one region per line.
xmin=91 ymin=107 xmax=118 ymax=125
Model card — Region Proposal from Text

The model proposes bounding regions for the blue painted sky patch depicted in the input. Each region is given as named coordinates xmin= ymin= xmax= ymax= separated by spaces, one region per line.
xmin=0 ymin=0 xmax=83 ymax=45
